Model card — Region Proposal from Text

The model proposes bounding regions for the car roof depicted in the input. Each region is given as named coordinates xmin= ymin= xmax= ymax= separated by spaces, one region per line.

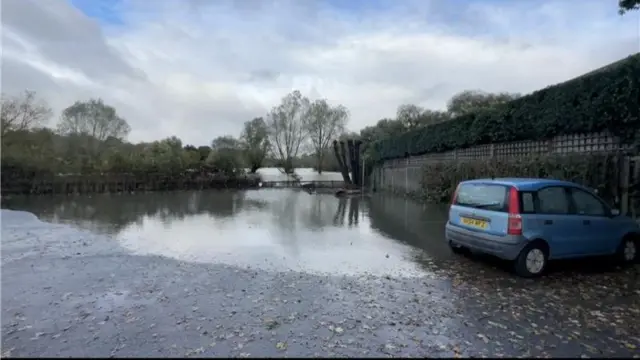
xmin=460 ymin=178 xmax=587 ymax=191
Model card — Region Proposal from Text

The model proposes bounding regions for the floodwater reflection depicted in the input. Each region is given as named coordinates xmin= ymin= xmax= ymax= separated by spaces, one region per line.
xmin=2 ymin=190 xmax=453 ymax=277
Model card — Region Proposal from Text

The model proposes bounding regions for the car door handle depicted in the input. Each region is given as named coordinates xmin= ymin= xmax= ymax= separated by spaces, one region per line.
xmin=543 ymin=220 xmax=553 ymax=225
xmin=583 ymin=220 xmax=591 ymax=225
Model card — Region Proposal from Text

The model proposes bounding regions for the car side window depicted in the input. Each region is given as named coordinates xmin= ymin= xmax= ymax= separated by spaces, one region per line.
xmin=570 ymin=188 xmax=606 ymax=216
xmin=521 ymin=192 xmax=536 ymax=213
xmin=536 ymin=187 xmax=570 ymax=214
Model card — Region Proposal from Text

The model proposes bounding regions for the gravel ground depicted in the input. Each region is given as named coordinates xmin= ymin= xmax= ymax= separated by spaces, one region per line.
xmin=2 ymin=209 xmax=639 ymax=358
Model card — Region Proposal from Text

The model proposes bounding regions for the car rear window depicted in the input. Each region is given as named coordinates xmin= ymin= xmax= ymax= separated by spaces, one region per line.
xmin=455 ymin=183 xmax=508 ymax=212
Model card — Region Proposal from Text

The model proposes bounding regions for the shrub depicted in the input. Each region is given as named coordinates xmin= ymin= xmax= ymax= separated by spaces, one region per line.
xmin=373 ymin=54 xmax=640 ymax=162
xmin=419 ymin=154 xmax=620 ymax=205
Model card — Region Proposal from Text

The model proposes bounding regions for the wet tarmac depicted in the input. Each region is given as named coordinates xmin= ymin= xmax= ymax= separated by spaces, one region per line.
xmin=2 ymin=190 xmax=639 ymax=357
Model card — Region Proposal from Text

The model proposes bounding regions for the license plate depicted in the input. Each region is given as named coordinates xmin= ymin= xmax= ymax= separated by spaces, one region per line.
xmin=461 ymin=217 xmax=488 ymax=229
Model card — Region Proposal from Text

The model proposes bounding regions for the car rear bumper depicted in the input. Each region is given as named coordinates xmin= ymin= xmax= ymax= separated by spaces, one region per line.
xmin=445 ymin=223 xmax=527 ymax=261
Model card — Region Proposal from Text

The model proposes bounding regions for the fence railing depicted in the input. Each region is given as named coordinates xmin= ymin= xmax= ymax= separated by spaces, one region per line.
xmin=261 ymin=180 xmax=345 ymax=189
xmin=382 ymin=131 xmax=630 ymax=168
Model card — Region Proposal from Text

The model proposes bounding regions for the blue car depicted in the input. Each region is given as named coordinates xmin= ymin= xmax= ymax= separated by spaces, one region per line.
xmin=445 ymin=178 xmax=639 ymax=277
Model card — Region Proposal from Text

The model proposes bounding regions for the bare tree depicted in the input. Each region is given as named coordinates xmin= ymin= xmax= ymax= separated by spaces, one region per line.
xmin=265 ymin=90 xmax=310 ymax=174
xmin=56 ymin=98 xmax=130 ymax=141
xmin=305 ymin=99 xmax=348 ymax=174
xmin=1 ymin=90 xmax=53 ymax=137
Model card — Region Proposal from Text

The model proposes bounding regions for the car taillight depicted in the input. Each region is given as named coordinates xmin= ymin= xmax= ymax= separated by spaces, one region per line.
xmin=507 ymin=186 xmax=522 ymax=235
xmin=450 ymin=184 xmax=461 ymax=206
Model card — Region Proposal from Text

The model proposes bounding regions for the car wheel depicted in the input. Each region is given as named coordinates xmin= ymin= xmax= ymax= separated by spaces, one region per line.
xmin=514 ymin=242 xmax=548 ymax=278
xmin=448 ymin=240 xmax=466 ymax=255
xmin=616 ymin=236 xmax=638 ymax=265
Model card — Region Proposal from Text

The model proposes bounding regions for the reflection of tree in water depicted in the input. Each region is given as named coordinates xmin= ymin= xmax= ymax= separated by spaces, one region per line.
xmin=271 ymin=191 xmax=299 ymax=233
xmin=330 ymin=197 xmax=361 ymax=227
xmin=266 ymin=194 xmax=362 ymax=235
xmin=348 ymin=197 xmax=360 ymax=226
xmin=2 ymin=190 xmax=258 ymax=235
xmin=367 ymin=194 xmax=451 ymax=271
xmin=333 ymin=198 xmax=347 ymax=226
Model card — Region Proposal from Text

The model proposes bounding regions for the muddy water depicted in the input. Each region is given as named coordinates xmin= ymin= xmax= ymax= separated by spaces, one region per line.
xmin=1 ymin=189 xmax=451 ymax=277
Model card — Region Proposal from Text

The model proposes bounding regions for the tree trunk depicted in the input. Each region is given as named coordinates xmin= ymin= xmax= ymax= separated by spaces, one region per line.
xmin=346 ymin=139 xmax=358 ymax=187
xmin=316 ymin=151 xmax=323 ymax=174
xmin=332 ymin=140 xmax=351 ymax=184
xmin=339 ymin=140 xmax=352 ymax=185
xmin=354 ymin=140 xmax=362 ymax=187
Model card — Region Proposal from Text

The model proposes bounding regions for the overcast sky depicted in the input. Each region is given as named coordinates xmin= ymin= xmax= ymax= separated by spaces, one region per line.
xmin=2 ymin=0 xmax=639 ymax=146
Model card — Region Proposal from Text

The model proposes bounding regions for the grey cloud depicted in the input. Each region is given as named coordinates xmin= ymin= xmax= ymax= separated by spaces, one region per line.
xmin=2 ymin=0 xmax=638 ymax=147
xmin=2 ymin=0 xmax=144 ymax=81
xmin=247 ymin=69 xmax=281 ymax=83
xmin=1 ymin=57 xmax=64 ymax=96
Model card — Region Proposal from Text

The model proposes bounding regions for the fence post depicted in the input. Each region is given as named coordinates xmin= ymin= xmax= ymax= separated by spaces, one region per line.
xmin=405 ymin=156 xmax=409 ymax=194
xmin=546 ymin=139 xmax=554 ymax=154
xmin=489 ymin=144 xmax=495 ymax=158
xmin=620 ymin=156 xmax=630 ymax=216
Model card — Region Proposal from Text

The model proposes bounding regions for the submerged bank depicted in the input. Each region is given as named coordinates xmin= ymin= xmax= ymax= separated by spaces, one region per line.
xmin=2 ymin=202 xmax=639 ymax=357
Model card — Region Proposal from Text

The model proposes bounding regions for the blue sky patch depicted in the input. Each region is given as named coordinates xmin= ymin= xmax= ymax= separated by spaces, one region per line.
xmin=69 ymin=0 xmax=125 ymax=25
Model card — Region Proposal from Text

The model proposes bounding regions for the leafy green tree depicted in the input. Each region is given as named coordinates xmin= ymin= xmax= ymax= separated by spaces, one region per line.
xmin=208 ymin=136 xmax=244 ymax=176
xmin=446 ymin=90 xmax=520 ymax=117
xmin=56 ymin=99 xmax=130 ymax=141
xmin=619 ymin=0 xmax=639 ymax=14
xmin=240 ymin=117 xmax=270 ymax=173
xmin=56 ymin=99 xmax=131 ymax=163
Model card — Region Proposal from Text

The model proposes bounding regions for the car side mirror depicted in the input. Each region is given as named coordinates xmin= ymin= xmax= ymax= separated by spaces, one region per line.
xmin=611 ymin=209 xmax=620 ymax=216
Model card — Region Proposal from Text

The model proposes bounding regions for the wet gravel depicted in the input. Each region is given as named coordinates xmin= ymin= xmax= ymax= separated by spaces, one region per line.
xmin=2 ymin=209 xmax=639 ymax=358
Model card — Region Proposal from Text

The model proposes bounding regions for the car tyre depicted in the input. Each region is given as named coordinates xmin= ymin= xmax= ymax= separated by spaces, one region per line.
xmin=514 ymin=242 xmax=548 ymax=278
xmin=448 ymin=240 xmax=466 ymax=255
xmin=616 ymin=236 xmax=638 ymax=265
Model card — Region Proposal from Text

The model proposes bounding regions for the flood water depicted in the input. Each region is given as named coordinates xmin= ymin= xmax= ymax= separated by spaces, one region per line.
xmin=255 ymin=167 xmax=346 ymax=182
xmin=1 ymin=187 xmax=453 ymax=277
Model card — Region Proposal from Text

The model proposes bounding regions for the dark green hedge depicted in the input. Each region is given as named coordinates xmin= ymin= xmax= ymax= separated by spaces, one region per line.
xmin=372 ymin=53 xmax=640 ymax=162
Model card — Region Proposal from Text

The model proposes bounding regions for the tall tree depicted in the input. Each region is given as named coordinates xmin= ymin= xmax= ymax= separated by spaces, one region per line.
xmin=240 ymin=117 xmax=270 ymax=173
xmin=446 ymin=90 xmax=520 ymax=117
xmin=1 ymin=90 xmax=53 ymax=137
xmin=211 ymin=135 xmax=240 ymax=151
xmin=619 ymin=0 xmax=639 ymax=13
xmin=56 ymin=99 xmax=130 ymax=162
xmin=396 ymin=104 xmax=424 ymax=129
xmin=266 ymin=90 xmax=310 ymax=174
xmin=56 ymin=99 xmax=130 ymax=141
xmin=396 ymin=104 xmax=450 ymax=129
xmin=419 ymin=110 xmax=451 ymax=126
xmin=305 ymin=99 xmax=348 ymax=174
